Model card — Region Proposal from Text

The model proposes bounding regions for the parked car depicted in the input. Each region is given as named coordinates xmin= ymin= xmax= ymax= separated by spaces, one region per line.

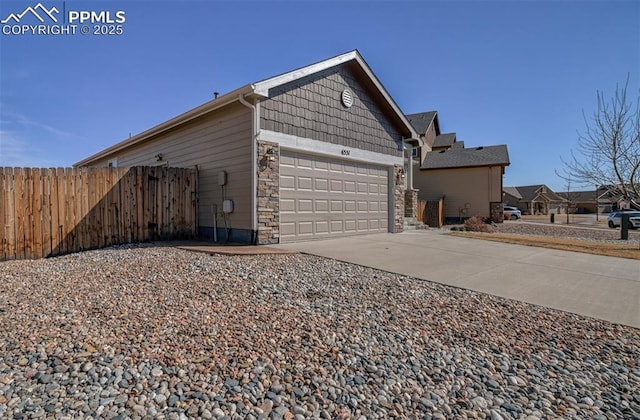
xmin=503 ymin=206 xmax=522 ymax=220
xmin=607 ymin=211 xmax=640 ymax=228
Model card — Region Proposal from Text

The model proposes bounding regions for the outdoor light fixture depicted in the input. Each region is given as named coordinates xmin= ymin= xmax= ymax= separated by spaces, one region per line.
xmin=266 ymin=148 xmax=276 ymax=161
xmin=259 ymin=148 xmax=277 ymax=171
xmin=399 ymin=168 xmax=406 ymax=178
xmin=155 ymin=153 xmax=164 ymax=162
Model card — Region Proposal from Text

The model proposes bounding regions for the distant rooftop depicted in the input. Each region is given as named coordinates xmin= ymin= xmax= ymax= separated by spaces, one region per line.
xmin=421 ymin=145 xmax=510 ymax=170
xmin=406 ymin=111 xmax=437 ymax=135
xmin=510 ymin=185 xmax=566 ymax=202
xmin=432 ymin=133 xmax=457 ymax=149
xmin=503 ymin=186 xmax=522 ymax=200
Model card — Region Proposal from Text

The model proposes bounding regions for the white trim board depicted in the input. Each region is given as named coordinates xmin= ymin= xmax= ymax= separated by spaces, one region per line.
xmin=254 ymin=52 xmax=357 ymax=97
xmin=258 ymin=130 xmax=403 ymax=166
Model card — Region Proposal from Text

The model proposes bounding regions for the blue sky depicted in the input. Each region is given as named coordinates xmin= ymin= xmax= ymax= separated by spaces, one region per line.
xmin=1 ymin=0 xmax=638 ymax=192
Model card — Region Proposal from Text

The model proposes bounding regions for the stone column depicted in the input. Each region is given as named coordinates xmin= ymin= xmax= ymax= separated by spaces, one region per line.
xmin=404 ymin=189 xmax=418 ymax=218
xmin=393 ymin=165 xmax=405 ymax=233
xmin=256 ymin=141 xmax=280 ymax=244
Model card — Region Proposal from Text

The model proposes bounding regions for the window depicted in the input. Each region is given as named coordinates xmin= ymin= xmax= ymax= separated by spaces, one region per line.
xmin=411 ymin=148 xmax=419 ymax=158
xmin=108 ymin=158 xmax=118 ymax=168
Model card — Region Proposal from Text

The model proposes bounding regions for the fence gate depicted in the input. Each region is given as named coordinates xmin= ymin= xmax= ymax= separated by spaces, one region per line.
xmin=421 ymin=197 xmax=444 ymax=228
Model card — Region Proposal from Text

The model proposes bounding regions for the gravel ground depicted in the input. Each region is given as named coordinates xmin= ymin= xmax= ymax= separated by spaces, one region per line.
xmin=493 ymin=222 xmax=640 ymax=245
xmin=1 ymin=245 xmax=639 ymax=419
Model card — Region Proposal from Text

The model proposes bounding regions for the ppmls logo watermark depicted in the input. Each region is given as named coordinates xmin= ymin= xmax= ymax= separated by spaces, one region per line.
xmin=1 ymin=2 xmax=126 ymax=36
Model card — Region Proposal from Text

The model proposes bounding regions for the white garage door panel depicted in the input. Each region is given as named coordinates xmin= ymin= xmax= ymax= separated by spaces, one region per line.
xmin=280 ymin=150 xmax=389 ymax=242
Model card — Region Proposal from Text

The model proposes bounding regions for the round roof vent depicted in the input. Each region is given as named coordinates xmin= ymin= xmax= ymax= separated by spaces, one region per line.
xmin=341 ymin=89 xmax=354 ymax=108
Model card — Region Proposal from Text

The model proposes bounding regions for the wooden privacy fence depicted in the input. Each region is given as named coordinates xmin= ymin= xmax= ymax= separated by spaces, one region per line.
xmin=0 ymin=166 xmax=198 ymax=261
xmin=417 ymin=200 xmax=427 ymax=223
xmin=419 ymin=197 xmax=444 ymax=228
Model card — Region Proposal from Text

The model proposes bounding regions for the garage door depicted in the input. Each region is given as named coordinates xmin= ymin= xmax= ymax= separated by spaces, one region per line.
xmin=279 ymin=150 xmax=389 ymax=242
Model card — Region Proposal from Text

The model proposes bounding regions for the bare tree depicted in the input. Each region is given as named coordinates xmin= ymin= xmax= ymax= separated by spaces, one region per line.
xmin=564 ymin=175 xmax=575 ymax=224
xmin=557 ymin=76 xmax=640 ymax=209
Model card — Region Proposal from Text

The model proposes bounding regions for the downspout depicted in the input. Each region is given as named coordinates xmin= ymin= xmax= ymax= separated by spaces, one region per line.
xmin=402 ymin=137 xmax=411 ymax=191
xmin=403 ymin=137 xmax=420 ymax=191
xmin=408 ymin=142 xmax=413 ymax=190
xmin=239 ymin=94 xmax=258 ymax=243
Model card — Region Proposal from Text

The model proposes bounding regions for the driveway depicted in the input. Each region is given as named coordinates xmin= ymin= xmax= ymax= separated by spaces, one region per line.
xmin=276 ymin=230 xmax=640 ymax=328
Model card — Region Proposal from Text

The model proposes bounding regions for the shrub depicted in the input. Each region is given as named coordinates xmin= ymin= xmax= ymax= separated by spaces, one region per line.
xmin=464 ymin=215 xmax=494 ymax=233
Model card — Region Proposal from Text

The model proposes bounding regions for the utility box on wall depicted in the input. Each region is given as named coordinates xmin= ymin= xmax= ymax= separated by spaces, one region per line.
xmin=223 ymin=199 xmax=234 ymax=214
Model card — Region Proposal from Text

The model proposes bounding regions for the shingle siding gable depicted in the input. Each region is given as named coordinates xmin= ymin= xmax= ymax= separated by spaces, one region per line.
xmin=260 ymin=65 xmax=402 ymax=156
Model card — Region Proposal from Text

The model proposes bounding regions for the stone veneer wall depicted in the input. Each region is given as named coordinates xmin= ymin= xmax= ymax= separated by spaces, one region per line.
xmin=393 ymin=165 xmax=405 ymax=233
xmin=405 ymin=189 xmax=418 ymax=219
xmin=256 ymin=141 xmax=280 ymax=244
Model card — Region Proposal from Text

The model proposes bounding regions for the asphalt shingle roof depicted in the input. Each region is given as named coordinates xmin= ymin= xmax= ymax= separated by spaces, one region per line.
xmin=406 ymin=111 xmax=437 ymax=135
xmin=503 ymin=187 xmax=522 ymax=200
xmin=421 ymin=145 xmax=510 ymax=170
xmin=432 ymin=133 xmax=457 ymax=148
xmin=512 ymin=185 xmax=565 ymax=202
xmin=558 ymin=190 xmax=599 ymax=203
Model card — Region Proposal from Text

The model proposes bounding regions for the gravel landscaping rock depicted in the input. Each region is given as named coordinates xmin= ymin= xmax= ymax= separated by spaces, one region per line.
xmin=0 ymin=245 xmax=638 ymax=418
xmin=494 ymin=221 xmax=640 ymax=244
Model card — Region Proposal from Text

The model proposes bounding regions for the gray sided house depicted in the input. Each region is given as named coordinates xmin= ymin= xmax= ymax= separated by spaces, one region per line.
xmin=75 ymin=50 xmax=419 ymax=244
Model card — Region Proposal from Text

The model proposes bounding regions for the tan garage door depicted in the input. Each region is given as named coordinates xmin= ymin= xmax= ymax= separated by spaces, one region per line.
xmin=279 ymin=150 xmax=389 ymax=242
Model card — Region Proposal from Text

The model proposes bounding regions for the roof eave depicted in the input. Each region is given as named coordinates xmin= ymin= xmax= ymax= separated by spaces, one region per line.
xmin=253 ymin=51 xmax=359 ymax=96
xmin=404 ymin=137 xmax=424 ymax=147
xmin=74 ymin=84 xmax=260 ymax=167
xmin=420 ymin=162 xmax=510 ymax=171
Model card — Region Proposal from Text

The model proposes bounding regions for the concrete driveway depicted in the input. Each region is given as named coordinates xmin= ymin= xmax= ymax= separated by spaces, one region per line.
xmin=276 ymin=231 xmax=640 ymax=328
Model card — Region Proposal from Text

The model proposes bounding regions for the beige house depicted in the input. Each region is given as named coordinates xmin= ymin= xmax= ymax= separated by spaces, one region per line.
xmin=75 ymin=50 xmax=420 ymax=244
xmin=407 ymin=112 xmax=510 ymax=222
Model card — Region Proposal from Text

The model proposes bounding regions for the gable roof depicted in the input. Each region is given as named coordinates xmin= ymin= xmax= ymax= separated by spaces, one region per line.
xmin=503 ymin=186 xmax=522 ymax=200
xmin=513 ymin=185 xmax=566 ymax=202
xmin=421 ymin=145 xmax=510 ymax=170
xmin=558 ymin=190 xmax=597 ymax=203
xmin=432 ymin=133 xmax=457 ymax=149
xmin=597 ymin=184 xmax=640 ymax=199
xmin=558 ymin=188 xmax=626 ymax=204
xmin=253 ymin=51 xmax=418 ymax=141
xmin=75 ymin=50 xmax=419 ymax=167
xmin=406 ymin=111 xmax=438 ymax=135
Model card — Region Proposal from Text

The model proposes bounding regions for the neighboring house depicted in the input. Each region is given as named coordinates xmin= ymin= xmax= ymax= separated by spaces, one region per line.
xmin=406 ymin=111 xmax=438 ymax=159
xmin=557 ymin=190 xmax=599 ymax=213
xmin=504 ymin=185 xmax=567 ymax=215
xmin=75 ymin=50 xmax=420 ymax=244
xmin=596 ymin=185 xmax=639 ymax=212
xmin=407 ymin=111 xmax=510 ymax=222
